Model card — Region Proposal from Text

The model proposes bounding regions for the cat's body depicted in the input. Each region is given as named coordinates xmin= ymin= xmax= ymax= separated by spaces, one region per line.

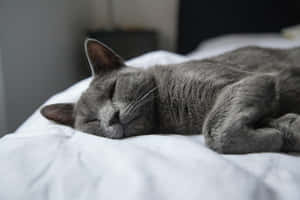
xmin=42 ymin=39 xmax=300 ymax=154
xmin=150 ymin=46 xmax=300 ymax=134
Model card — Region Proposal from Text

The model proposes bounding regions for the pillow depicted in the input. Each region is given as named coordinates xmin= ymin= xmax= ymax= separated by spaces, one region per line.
xmin=187 ymin=33 xmax=300 ymax=59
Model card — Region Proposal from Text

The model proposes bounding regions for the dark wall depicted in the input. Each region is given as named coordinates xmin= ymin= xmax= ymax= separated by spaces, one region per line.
xmin=177 ymin=0 xmax=300 ymax=54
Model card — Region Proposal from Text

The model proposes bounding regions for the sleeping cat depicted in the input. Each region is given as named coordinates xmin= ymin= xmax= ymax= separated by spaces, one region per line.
xmin=41 ymin=38 xmax=300 ymax=154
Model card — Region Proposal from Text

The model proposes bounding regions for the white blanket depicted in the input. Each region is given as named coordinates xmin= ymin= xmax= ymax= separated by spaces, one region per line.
xmin=1 ymin=34 xmax=300 ymax=200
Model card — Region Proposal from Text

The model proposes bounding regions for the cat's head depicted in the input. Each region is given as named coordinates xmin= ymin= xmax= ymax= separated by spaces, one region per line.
xmin=41 ymin=39 xmax=157 ymax=138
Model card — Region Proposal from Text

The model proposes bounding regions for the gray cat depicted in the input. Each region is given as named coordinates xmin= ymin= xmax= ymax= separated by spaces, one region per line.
xmin=41 ymin=38 xmax=300 ymax=154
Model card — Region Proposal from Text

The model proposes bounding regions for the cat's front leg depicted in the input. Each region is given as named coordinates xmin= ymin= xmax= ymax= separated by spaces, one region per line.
xmin=268 ymin=113 xmax=300 ymax=152
xmin=202 ymin=75 xmax=285 ymax=154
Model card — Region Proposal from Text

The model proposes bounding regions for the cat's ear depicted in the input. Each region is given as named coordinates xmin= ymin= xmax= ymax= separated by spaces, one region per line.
xmin=41 ymin=103 xmax=75 ymax=127
xmin=84 ymin=38 xmax=124 ymax=76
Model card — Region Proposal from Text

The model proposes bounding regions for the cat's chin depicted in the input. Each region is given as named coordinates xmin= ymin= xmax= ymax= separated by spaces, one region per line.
xmin=103 ymin=124 xmax=124 ymax=139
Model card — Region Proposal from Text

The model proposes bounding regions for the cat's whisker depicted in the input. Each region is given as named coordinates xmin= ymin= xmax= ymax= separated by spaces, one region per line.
xmin=122 ymin=88 xmax=153 ymax=113
xmin=124 ymin=87 xmax=157 ymax=115
xmin=124 ymin=87 xmax=157 ymax=112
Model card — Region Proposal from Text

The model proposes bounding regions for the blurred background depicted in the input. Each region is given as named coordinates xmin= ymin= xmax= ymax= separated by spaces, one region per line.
xmin=0 ymin=0 xmax=299 ymax=135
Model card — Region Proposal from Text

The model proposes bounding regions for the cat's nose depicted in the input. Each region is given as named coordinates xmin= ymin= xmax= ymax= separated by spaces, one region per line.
xmin=108 ymin=110 xmax=120 ymax=126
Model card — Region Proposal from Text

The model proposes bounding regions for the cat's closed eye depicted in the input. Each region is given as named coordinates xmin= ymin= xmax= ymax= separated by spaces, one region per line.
xmin=85 ymin=118 xmax=100 ymax=124
xmin=109 ymin=80 xmax=117 ymax=99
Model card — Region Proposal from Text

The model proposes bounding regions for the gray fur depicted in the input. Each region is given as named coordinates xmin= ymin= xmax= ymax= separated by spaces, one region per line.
xmin=41 ymin=39 xmax=300 ymax=154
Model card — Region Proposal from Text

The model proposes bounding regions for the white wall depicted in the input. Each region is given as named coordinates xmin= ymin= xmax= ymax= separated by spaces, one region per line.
xmin=90 ymin=0 xmax=179 ymax=51
xmin=0 ymin=0 xmax=92 ymax=132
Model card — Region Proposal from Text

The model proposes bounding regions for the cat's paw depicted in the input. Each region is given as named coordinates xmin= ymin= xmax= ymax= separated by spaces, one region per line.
xmin=271 ymin=113 xmax=300 ymax=152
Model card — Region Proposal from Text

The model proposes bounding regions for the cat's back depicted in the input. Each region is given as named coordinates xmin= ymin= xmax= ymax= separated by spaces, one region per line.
xmin=205 ymin=46 xmax=300 ymax=72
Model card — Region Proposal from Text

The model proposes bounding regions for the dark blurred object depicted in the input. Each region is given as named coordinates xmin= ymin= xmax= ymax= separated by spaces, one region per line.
xmin=88 ymin=30 xmax=158 ymax=59
xmin=177 ymin=0 xmax=300 ymax=54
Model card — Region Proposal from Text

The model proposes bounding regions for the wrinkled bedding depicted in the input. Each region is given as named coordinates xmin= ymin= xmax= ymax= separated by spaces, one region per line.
xmin=1 ymin=34 xmax=300 ymax=200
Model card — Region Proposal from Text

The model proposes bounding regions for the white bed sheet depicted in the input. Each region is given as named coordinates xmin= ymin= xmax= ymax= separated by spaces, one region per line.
xmin=1 ymin=34 xmax=300 ymax=200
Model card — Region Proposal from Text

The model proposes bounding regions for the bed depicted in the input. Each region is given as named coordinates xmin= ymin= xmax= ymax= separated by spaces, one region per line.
xmin=1 ymin=34 xmax=300 ymax=200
